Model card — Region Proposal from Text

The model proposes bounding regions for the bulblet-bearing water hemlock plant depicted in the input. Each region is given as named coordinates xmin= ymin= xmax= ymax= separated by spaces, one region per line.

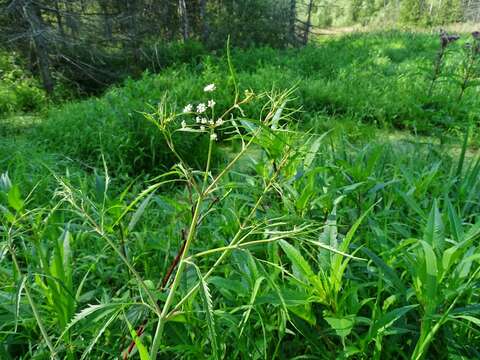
xmin=140 ymin=81 xmax=302 ymax=360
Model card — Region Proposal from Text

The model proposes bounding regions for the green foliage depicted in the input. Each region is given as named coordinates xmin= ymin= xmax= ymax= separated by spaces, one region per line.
xmin=36 ymin=69 xmax=219 ymax=175
xmin=400 ymin=0 xmax=427 ymax=24
xmin=3 ymin=32 xmax=480 ymax=359
xmin=33 ymin=31 xmax=480 ymax=175
xmin=1 ymin=0 xmax=294 ymax=96
xmin=61 ymin=39 xmax=208 ymax=95
xmin=0 ymin=51 xmax=46 ymax=116
xmin=207 ymin=0 xmax=291 ymax=48
xmin=4 ymin=112 xmax=480 ymax=358
xmin=400 ymin=0 xmax=464 ymax=25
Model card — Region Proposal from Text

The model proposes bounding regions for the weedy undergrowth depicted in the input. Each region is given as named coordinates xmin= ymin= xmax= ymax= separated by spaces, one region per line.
xmin=2 ymin=46 xmax=351 ymax=359
xmin=3 ymin=34 xmax=480 ymax=360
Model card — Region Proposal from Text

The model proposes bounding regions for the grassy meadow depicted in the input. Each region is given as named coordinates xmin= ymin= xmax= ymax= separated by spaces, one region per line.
xmin=2 ymin=31 xmax=480 ymax=359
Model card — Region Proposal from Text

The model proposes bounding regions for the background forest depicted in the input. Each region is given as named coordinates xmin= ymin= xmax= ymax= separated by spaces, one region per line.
xmin=1 ymin=0 xmax=480 ymax=99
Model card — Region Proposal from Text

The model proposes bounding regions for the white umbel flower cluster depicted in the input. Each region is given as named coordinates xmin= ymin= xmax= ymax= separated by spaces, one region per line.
xmin=180 ymin=84 xmax=225 ymax=142
xmin=196 ymin=103 xmax=207 ymax=114
xmin=204 ymin=83 xmax=216 ymax=92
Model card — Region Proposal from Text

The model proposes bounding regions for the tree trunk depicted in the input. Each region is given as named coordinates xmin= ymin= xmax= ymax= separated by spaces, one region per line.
xmin=179 ymin=0 xmax=189 ymax=41
xmin=99 ymin=1 xmax=113 ymax=41
xmin=303 ymin=0 xmax=314 ymax=45
xmin=65 ymin=1 xmax=79 ymax=39
xmin=53 ymin=0 xmax=65 ymax=37
xmin=289 ymin=0 xmax=297 ymax=46
xmin=200 ymin=0 xmax=209 ymax=43
xmin=22 ymin=0 xmax=54 ymax=94
xmin=125 ymin=0 xmax=140 ymax=70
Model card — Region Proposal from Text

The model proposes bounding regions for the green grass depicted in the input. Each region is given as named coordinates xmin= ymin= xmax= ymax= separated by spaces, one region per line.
xmin=32 ymin=31 xmax=480 ymax=175
xmin=2 ymin=31 xmax=480 ymax=359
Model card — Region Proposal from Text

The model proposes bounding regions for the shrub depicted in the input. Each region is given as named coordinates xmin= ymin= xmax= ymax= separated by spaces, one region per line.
xmin=0 ymin=51 xmax=46 ymax=116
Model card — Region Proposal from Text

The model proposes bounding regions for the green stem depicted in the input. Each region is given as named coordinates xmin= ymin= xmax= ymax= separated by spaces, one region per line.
xmin=458 ymin=54 xmax=475 ymax=101
xmin=412 ymin=267 xmax=480 ymax=359
xmin=203 ymin=132 xmax=214 ymax=192
xmin=149 ymin=189 xmax=204 ymax=359
xmin=92 ymin=226 xmax=162 ymax=315
xmin=149 ymin=106 xmax=289 ymax=356
xmin=187 ymin=233 xmax=308 ymax=259
xmin=166 ymin=149 xmax=291 ymax=318
xmin=428 ymin=49 xmax=445 ymax=97
xmin=204 ymin=132 xmax=257 ymax=195
xmin=150 ymin=136 xmax=214 ymax=359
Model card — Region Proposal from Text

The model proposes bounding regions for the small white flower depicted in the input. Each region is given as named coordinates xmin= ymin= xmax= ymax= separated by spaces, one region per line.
xmin=196 ymin=116 xmax=202 ymax=123
xmin=183 ymin=104 xmax=193 ymax=113
xmin=215 ymin=119 xmax=224 ymax=126
xmin=209 ymin=119 xmax=214 ymax=125
xmin=181 ymin=120 xmax=187 ymax=129
xmin=201 ymin=118 xmax=208 ymax=124
xmin=204 ymin=83 xmax=216 ymax=92
xmin=210 ymin=133 xmax=218 ymax=141
xmin=200 ymin=125 xmax=205 ymax=131
xmin=208 ymin=99 xmax=216 ymax=108
xmin=196 ymin=103 xmax=207 ymax=113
